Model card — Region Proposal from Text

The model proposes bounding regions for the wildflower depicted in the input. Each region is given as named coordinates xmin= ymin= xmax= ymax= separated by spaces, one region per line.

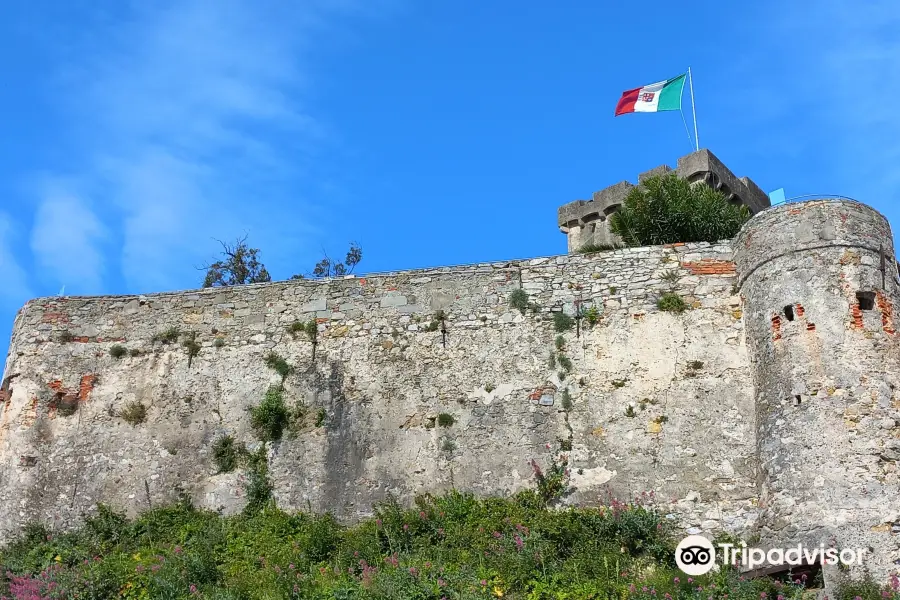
xmin=376 ymin=519 xmax=382 ymax=527
xmin=438 ymin=578 xmax=446 ymax=587
xmin=174 ymin=546 xmax=183 ymax=554
xmin=493 ymin=586 xmax=504 ymax=597
xmin=761 ymin=593 xmax=767 ymax=599
xmin=545 ymin=443 xmax=551 ymax=449
xmin=674 ymin=577 xmax=680 ymax=583
xmin=410 ymin=567 xmax=419 ymax=577
xmin=294 ymin=584 xmax=299 ymax=594
xmin=688 ymin=578 xmax=693 ymax=583
xmin=403 ymin=524 xmax=409 ymax=531
xmin=289 ymin=563 xmax=295 ymax=570
xmin=515 ymin=535 xmax=524 ymax=550
xmin=481 ymin=579 xmax=488 ymax=586
xmin=438 ymin=527 xmax=445 ymax=535
xmin=778 ymin=596 xmax=785 ymax=600
xmin=419 ymin=511 xmax=427 ymax=519
xmin=493 ymin=531 xmax=502 ymax=539
xmin=136 ymin=565 xmax=145 ymax=573
xmin=190 ymin=584 xmax=197 ymax=594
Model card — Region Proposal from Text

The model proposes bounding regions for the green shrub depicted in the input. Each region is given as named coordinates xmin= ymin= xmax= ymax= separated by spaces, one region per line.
xmin=554 ymin=335 xmax=565 ymax=350
xmin=109 ymin=344 xmax=127 ymax=359
xmin=508 ymin=289 xmax=530 ymax=314
xmin=129 ymin=348 xmax=141 ymax=357
xmin=263 ymin=352 xmax=293 ymax=381
xmin=548 ymin=351 xmax=556 ymax=369
xmin=484 ymin=383 xmax=495 ymax=393
xmin=441 ymin=438 xmax=456 ymax=452
xmin=585 ymin=305 xmax=601 ymax=326
xmin=561 ymin=388 xmax=573 ymax=411
xmin=553 ymin=312 xmax=574 ymax=332
xmin=625 ymin=405 xmax=636 ymax=417
xmin=57 ymin=330 xmax=75 ymax=343
xmin=687 ymin=360 xmax=704 ymax=370
xmin=658 ymin=292 xmax=687 ymax=313
xmin=249 ymin=387 xmax=290 ymax=442
xmin=182 ymin=332 xmax=201 ymax=365
xmin=315 ymin=408 xmax=326 ymax=428
xmin=557 ymin=353 xmax=573 ymax=373
xmin=121 ymin=401 xmax=147 ymax=425
xmin=609 ymin=172 xmax=750 ymax=246
xmin=213 ymin=337 xmax=225 ymax=348
xmin=243 ymin=446 xmax=273 ymax=514
xmin=437 ymin=413 xmax=455 ymax=427
xmin=152 ymin=326 xmax=180 ymax=344
xmin=212 ymin=435 xmax=241 ymax=473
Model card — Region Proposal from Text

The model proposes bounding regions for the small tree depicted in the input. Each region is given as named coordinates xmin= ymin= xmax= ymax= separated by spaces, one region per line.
xmin=292 ymin=242 xmax=362 ymax=280
xmin=201 ymin=235 xmax=271 ymax=288
xmin=609 ymin=173 xmax=750 ymax=246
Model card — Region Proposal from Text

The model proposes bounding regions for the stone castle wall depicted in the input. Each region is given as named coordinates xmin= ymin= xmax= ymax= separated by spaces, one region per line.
xmin=0 ymin=242 xmax=758 ymax=544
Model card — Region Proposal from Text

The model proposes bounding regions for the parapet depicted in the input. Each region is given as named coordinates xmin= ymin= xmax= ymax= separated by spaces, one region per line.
xmin=557 ymin=149 xmax=771 ymax=250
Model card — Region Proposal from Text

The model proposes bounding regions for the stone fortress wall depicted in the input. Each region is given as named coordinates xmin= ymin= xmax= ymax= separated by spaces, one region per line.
xmin=2 ymin=154 xmax=900 ymax=584
xmin=1 ymin=241 xmax=756 ymax=547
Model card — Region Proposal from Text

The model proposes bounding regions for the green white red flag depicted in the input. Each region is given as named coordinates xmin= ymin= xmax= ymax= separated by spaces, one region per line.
xmin=615 ymin=73 xmax=686 ymax=116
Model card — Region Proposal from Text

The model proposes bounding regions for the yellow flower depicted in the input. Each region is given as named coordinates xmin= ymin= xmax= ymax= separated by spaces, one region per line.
xmin=493 ymin=586 xmax=504 ymax=597
xmin=132 ymin=553 xmax=141 ymax=561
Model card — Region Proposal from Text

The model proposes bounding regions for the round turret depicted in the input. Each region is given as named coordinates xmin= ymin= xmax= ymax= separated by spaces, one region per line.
xmin=735 ymin=199 xmax=900 ymax=582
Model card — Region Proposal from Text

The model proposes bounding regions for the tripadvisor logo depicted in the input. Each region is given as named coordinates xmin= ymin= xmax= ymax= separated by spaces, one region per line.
xmin=675 ymin=535 xmax=869 ymax=575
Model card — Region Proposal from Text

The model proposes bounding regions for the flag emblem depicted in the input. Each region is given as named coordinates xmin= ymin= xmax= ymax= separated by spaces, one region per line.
xmin=615 ymin=73 xmax=686 ymax=116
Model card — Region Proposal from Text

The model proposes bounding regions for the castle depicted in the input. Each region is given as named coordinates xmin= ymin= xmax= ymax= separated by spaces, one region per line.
xmin=2 ymin=150 xmax=899 ymax=587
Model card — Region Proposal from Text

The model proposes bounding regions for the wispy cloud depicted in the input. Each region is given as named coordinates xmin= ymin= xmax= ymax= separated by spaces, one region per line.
xmin=33 ymin=0 xmax=384 ymax=293
xmin=742 ymin=0 xmax=900 ymax=202
xmin=30 ymin=186 xmax=107 ymax=292
xmin=0 ymin=213 xmax=34 ymax=307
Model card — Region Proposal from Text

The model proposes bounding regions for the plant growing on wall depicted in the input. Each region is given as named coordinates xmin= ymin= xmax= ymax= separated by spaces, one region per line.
xmin=243 ymin=445 xmax=273 ymax=514
xmin=437 ymin=413 xmax=455 ymax=428
xmin=183 ymin=332 xmax=201 ymax=367
xmin=657 ymin=293 xmax=687 ymax=313
xmin=109 ymin=345 xmax=127 ymax=359
xmin=585 ymin=305 xmax=601 ymax=326
xmin=212 ymin=435 xmax=242 ymax=473
xmin=152 ymin=327 xmax=180 ymax=344
xmin=264 ymin=352 xmax=293 ymax=382
xmin=121 ymin=402 xmax=147 ymax=425
xmin=553 ymin=312 xmax=574 ymax=333
xmin=249 ymin=387 xmax=291 ymax=442
xmin=509 ymin=289 xmax=530 ymax=314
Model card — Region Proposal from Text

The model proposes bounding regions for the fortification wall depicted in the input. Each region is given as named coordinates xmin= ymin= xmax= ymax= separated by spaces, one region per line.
xmin=735 ymin=200 xmax=900 ymax=580
xmin=0 ymin=243 xmax=757 ymax=543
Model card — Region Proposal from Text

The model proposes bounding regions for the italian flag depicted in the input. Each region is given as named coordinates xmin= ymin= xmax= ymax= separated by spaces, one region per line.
xmin=615 ymin=73 xmax=686 ymax=116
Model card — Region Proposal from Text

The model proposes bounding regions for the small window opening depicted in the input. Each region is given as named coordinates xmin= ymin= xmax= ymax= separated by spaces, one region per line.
xmin=856 ymin=291 xmax=876 ymax=311
xmin=783 ymin=305 xmax=795 ymax=321
xmin=794 ymin=395 xmax=802 ymax=406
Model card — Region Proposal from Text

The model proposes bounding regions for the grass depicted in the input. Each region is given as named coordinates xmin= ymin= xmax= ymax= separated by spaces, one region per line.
xmin=182 ymin=332 xmax=201 ymax=365
xmin=441 ymin=438 xmax=456 ymax=452
xmin=120 ymin=401 xmax=147 ymax=426
xmin=625 ymin=405 xmax=636 ymax=417
xmin=249 ymin=387 xmax=291 ymax=442
xmin=548 ymin=351 xmax=556 ymax=369
xmin=109 ymin=345 xmax=127 ymax=359
xmin=612 ymin=379 xmax=627 ymax=388
xmin=687 ymin=360 xmax=704 ymax=370
xmin=658 ymin=293 xmax=687 ymax=313
xmin=561 ymin=388 xmax=573 ymax=411
xmin=315 ymin=408 xmax=326 ymax=428
xmin=437 ymin=413 xmax=455 ymax=428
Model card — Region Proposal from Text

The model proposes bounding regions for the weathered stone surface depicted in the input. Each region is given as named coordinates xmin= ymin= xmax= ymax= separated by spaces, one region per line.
xmin=2 ymin=198 xmax=900 ymax=587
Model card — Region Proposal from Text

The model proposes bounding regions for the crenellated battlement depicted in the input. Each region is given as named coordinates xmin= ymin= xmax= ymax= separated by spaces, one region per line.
xmin=557 ymin=149 xmax=771 ymax=251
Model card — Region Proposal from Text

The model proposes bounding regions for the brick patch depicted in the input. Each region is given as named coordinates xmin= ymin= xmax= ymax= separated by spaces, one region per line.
xmin=680 ymin=259 xmax=736 ymax=275
xmin=850 ymin=303 xmax=864 ymax=329
xmin=79 ymin=375 xmax=97 ymax=401
xmin=794 ymin=303 xmax=805 ymax=318
xmin=771 ymin=314 xmax=782 ymax=341
xmin=41 ymin=312 xmax=70 ymax=324
xmin=877 ymin=292 xmax=895 ymax=334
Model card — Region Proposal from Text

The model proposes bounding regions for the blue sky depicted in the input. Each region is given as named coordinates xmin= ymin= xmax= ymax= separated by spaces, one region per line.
xmin=2 ymin=0 xmax=899 ymax=366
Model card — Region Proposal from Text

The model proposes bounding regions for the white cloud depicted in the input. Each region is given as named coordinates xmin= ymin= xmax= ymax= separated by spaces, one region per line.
xmin=0 ymin=213 xmax=34 ymax=307
xmin=30 ymin=188 xmax=107 ymax=293
xmin=36 ymin=0 xmax=388 ymax=292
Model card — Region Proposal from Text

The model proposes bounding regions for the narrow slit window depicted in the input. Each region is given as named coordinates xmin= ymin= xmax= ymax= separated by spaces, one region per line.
xmin=783 ymin=305 xmax=794 ymax=321
xmin=856 ymin=291 xmax=875 ymax=311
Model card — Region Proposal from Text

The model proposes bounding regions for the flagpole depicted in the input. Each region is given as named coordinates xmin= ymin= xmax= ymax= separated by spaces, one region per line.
xmin=688 ymin=67 xmax=699 ymax=151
